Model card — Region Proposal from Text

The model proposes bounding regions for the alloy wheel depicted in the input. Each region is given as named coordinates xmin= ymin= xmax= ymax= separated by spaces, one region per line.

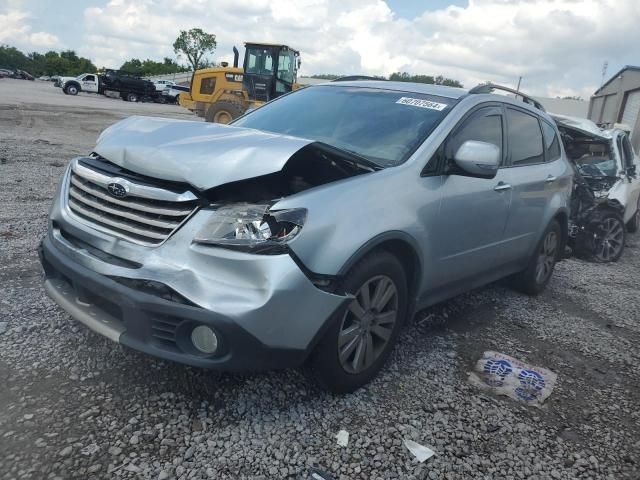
xmin=594 ymin=217 xmax=624 ymax=261
xmin=535 ymin=230 xmax=557 ymax=284
xmin=338 ymin=275 xmax=398 ymax=374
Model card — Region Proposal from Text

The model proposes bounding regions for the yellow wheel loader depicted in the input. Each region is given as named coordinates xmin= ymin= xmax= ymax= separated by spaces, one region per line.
xmin=179 ymin=43 xmax=301 ymax=123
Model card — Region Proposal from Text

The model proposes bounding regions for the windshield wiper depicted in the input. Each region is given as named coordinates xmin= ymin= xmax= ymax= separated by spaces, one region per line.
xmin=315 ymin=142 xmax=383 ymax=171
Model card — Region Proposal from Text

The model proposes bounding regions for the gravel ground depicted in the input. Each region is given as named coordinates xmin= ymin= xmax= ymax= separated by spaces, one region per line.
xmin=1 ymin=79 xmax=639 ymax=480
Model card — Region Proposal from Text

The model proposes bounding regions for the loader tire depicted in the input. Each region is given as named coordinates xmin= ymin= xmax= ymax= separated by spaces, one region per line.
xmin=205 ymin=100 xmax=246 ymax=124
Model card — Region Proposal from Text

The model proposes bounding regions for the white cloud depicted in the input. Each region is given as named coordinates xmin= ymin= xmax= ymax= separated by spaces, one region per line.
xmin=0 ymin=10 xmax=31 ymax=43
xmin=7 ymin=0 xmax=636 ymax=98
xmin=0 ymin=9 xmax=61 ymax=50
xmin=28 ymin=31 xmax=60 ymax=48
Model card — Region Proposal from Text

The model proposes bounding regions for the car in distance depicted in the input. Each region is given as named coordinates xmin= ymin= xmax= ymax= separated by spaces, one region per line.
xmin=161 ymin=84 xmax=190 ymax=104
xmin=39 ymin=81 xmax=572 ymax=392
xmin=152 ymin=79 xmax=176 ymax=91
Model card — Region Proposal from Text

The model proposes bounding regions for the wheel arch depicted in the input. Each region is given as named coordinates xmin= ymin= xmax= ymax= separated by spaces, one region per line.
xmin=337 ymin=231 xmax=423 ymax=309
xmin=64 ymin=81 xmax=81 ymax=93
xmin=552 ymin=208 xmax=569 ymax=257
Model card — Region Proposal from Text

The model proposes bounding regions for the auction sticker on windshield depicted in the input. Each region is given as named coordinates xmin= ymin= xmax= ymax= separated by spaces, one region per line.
xmin=396 ymin=97 xmax=448 ymax=111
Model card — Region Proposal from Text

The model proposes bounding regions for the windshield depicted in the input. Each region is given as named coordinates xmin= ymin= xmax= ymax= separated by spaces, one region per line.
xmin=233 ymin=85 xmax=455 ymax=166
xmin=566 ymin=139 xmax=617 ymax=177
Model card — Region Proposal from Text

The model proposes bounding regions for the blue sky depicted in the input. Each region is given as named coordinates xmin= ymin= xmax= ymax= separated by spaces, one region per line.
xmin=385 ymin=0 xmax=466 ymax=18
xmin=2 ymin=0 xmax=638 ymax=98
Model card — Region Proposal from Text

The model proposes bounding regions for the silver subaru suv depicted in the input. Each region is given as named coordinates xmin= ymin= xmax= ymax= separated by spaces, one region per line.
xmin=40 ymin=81 xmax=572 ymax=392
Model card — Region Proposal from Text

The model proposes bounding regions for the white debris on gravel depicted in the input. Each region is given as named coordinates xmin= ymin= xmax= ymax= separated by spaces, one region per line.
xmin=335 ymin=430 xmax=349 ymax=447
xmin=1 ymin=79 xmax=639 ymax=479
xmin=403 ymin=439 xmax=436 ymax=463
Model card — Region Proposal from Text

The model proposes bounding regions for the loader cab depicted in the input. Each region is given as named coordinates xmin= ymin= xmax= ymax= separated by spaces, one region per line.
xmin=243 ymin=43 xmax=299 ymax=102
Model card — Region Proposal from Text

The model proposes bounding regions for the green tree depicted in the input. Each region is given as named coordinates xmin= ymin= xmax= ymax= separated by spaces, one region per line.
xmin=173 ymin=28 xmax=217 ymax=71
xmin=120 ymin=58 xmax=144 ymax=75
xmin=0 ymin=45 xmax=30 ymax=70
xmin=0 ymin=45 xmax=97 ymax=76
xmin=120 ymin=57 xmax=189 ymax=76
xmin=389 ymin=71 xmax=463 ymax=88
xmin=310 ymin=74 xmax=341 ymax=80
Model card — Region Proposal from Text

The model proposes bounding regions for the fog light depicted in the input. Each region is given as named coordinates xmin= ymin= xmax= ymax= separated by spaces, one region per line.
xmin=191 ymin=325 xmax=218 ymax=354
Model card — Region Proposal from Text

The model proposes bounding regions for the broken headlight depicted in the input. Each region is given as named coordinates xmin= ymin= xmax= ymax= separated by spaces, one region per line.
xmin=193 ymin=204 xmax=306 ymax=253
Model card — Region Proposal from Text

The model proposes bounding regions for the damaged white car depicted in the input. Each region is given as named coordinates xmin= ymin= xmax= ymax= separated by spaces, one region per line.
xmin=40 ymin=82 xmax=573 ymax=392
xmin=554 ymin=115 xmax=640 ymax=261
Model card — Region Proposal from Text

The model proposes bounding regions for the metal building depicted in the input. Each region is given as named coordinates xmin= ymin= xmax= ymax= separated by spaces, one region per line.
xmin=589 ymin=65 xmax=640 ymax=152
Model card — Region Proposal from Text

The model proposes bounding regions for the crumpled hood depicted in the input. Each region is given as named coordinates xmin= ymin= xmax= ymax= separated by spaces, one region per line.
xmin=94 ymin=116 xmax=314 ymax=190
xmin=551 ymin=113 xmax=610 ymax=140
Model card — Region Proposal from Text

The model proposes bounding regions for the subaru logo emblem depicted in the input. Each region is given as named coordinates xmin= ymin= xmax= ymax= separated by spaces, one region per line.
xmin=107 ymin=182 xmax=128 ymax=198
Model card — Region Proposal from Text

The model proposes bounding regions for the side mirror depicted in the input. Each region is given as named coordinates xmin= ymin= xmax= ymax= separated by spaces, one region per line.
xmin=453 ymin=140 xmax=500 ymax=179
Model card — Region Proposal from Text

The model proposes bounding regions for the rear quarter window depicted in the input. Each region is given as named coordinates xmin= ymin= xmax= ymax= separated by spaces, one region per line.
xmin=541 ymin=121 xmax=561 ymax=161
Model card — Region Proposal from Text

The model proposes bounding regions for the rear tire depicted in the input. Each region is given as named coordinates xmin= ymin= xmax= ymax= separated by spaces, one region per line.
xmin=304 ymin=251 xmax=408 ymax=393
xmin=205 ymin=100 xmax=246 ymax=124
xmin=126 ymin=92 xmax=138 ymax=102
xmin=512 ymin=219 xmax=561 ymax=295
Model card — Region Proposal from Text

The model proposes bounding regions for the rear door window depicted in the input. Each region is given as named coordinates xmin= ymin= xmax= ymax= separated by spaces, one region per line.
xmin=507 ymin=108 xmax=544 ymax=166
xmin=540 ymin=121 xmax=561 ymax=161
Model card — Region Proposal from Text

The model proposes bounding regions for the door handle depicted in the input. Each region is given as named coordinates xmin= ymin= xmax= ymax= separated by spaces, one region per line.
xmin=545 ymin=175 xmax=557 ymax=183
xmin=494 ymin=182 xmax=512 ymax=192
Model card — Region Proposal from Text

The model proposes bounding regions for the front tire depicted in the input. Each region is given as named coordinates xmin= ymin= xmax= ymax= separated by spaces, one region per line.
xmin=575 ymin=209 xmax=626 ymax=263
xmin=305 ymin=251 xmax=408 ymax=393
xmin=512 ymin=219 xmax=561 ymax=295
xmin=64 ymin=84 xmax=79 ymax=95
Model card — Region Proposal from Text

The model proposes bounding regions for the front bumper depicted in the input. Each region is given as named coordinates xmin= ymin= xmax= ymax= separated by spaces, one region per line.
xmin=40 ymin=234 xmax=347 ymax=371
xmin=40 ymin=166 xmax=348 ymax=370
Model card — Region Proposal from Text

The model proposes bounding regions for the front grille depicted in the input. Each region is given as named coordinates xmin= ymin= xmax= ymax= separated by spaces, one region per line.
xmin=66 ymin=158 xmax=199 ymax=245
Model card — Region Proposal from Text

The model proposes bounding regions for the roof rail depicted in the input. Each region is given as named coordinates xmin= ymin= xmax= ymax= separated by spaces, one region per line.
xmin=469 ymin=83 xmax=546 ymax=112
xmin=332 ymin=75 xmax=386 ymax=82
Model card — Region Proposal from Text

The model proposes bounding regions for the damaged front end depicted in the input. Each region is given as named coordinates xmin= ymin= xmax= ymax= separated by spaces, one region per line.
xmin=40 ymin=117 xmax=381 ymax=369
xmin=555 ymin=118 xmax=627 ymax=262
xmin=567 ymin=169 xmax=626 ymax=262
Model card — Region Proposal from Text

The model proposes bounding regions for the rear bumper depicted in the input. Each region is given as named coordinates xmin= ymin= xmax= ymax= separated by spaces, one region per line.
xmin=39 ymin=234 xmax=347 ymax=371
